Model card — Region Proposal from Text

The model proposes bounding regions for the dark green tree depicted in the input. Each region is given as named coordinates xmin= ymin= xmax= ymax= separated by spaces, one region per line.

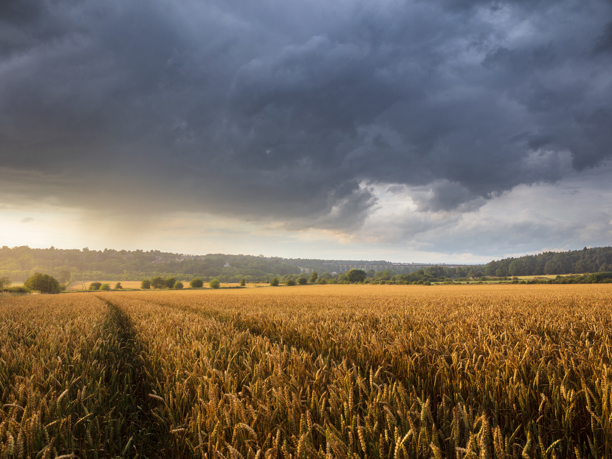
xmin=240 ymin=278 xmax=246 ymax=287
xmin=347 ymin=269 xmax=366 ymax=283
xmin=309 ymin=271 xmax=318 ymax=283
xmin=287 ymin=279 xmax=296 ymax=286
xmin=89 ymin=282 xmax=102 ymax=291
xmin=297 ymin=277 xmax=307 ymax=285
xmin=114 ymin=282 xmax=123 ymax=290
xmin=174 ymin=281 xmax=184 ymax=289
xmin=141 ymin=279 xmax=151 ymax=289
xmin=165 ymin=277 xmax=176 ymax=289
xmin=24 ymin=273 xmax=61 ymax=294
xmin=100 ymin=283 xmax=111 ymax=291
xmin=151 ymin=277 xmax=166 ymax=289
xmin=270 ymin=278 xmax=279 ymax=286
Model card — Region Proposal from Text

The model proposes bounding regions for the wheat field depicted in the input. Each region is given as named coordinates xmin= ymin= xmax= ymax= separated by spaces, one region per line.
xmin=1 ymin=284 xmax=611 ymax=458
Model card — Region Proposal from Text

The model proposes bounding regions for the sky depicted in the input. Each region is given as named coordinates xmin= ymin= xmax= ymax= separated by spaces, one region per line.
xmin=1 ymin=0 xmax=611 ymax=263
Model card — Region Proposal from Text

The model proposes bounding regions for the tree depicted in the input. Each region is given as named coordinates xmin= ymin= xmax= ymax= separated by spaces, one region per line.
xmin=209 ymin=279 xmax=220 ymax=289
xmin=375 ymin=270 xmax=392 ymax=281
xmin=151 ymin=277 xmax=166 ymax=289
xmin=240 ymin=278 xmax=246 ymax=287
xmin=0 ymin=276 xmax=10 ymax=289
xmin=114 ymin=282 xmax=123 ymax=290
xmin=89 ymin=282 xmax=102 ymax=291
xmin=141 ymin=279 xmax=151 ymax=289
xmin=287 ymin=279 xmax=296 ymax=286
xmin=297 ymin=277 xmax=307 ymax=285
xmin=24 ymin=273 xmax=61 ymax=294
xmin=100 ymin=283 xmax=111 ymax=291
xmin=270 ymin=278 xmax=279 ymax=286
xmin=174 ymin=281 xmax=184 ymax=289
xmin=309 ymin=271 xmax=318 ymax=283
xmin=165 ymin=277 xmax=176 ymax=289
xmin=190 ymin=278 xmax=203 ymax=288
xmin=347 ymin=269 xmax=366 ymax=283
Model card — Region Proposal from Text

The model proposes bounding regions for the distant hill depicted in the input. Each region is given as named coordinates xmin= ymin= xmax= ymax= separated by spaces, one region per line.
xmin=484 ymin=247 xmax=612 ymax=276
xmin=4 ymin=244 xmax=607 ymax=284
xmin=0 ymin=246 xmax=469 ymax=283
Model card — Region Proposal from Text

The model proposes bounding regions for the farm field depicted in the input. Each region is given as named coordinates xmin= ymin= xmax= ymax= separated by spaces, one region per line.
xmin=1 ymin=284 xmax=611 ymax=458
xmin=65 ymin=281 xmax=267 ymax=291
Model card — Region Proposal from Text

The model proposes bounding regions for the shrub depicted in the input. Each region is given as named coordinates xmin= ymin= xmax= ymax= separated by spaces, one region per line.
xmin=240 ymin=278 xmax=246 ymax=287
xmin=174 ymin=282 xmax=184 ymax=289
xmin=89 ymin=282 xmax=102 ymax=291
xmin=287 ymin=279 xmax=296 ymax=286
xmin=297 ymin=277 xmax=307 ymax=285
xmin=209 ymin=279 xmax=220 ymax=289
xmin=25 ymin=273 xmax=61 ymax=294
xmin=114 ymin=282 xmax=123 ymax=290
xmin=141 ymin=279 xmax=151 ymax=289
xmin=1 ymin=285 xmax=30 ymax=294
xmin=99 ymin=283 xmax=111 ymax=291
xmin=270 ymin=278 xmax=279 ymax=286
xmin=190 ymin=278 xmax=204 ymax=288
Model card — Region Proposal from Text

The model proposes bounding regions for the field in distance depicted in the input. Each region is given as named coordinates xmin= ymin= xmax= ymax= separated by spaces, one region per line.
xmin=65 ymin=280 xmax=268 ymax=290
xmin=1 ymin=284 xmax=611 ymax=458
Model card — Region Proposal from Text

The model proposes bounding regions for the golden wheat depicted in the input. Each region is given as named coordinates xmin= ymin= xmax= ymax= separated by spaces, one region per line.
xmin=2 ymin=284 xmax=611 ymax=458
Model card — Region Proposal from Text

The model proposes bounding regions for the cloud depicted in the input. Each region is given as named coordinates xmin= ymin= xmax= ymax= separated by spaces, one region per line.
xmin=0 ymin=0 xmax=611 ymax=240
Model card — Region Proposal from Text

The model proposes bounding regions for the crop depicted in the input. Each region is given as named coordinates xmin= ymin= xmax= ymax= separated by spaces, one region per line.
xmin=2 ymin=284 xmax=612 ymax=458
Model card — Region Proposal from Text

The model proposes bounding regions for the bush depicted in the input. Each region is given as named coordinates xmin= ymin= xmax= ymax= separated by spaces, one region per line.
xmin=114 ymin=282 xmax=123 ymax=290
xmin=89 ymin=282 xmax=102 ymax=291
xmin=317 ymin=278 xmax=327 ymax=284
xmin=270 ymin=278 xmax=279 ymax=286
xmin=209 ymin=279 xmax=220 ymax=289
xmin=25 ymin=273 xmax=61 ymax=294
xmin=174 ymin=282 xmax=184 ymax=289
xmin=99 ymin=283 xmax=111 ymax=291
xmin=240 ymin=278 xmax=246 ymax=287
xmin=287 ymin=279 xmax=296 ymax=286
xmin=141 ymin=279 xmax=151 ymax=289
xmin=189 ymin=278 xmax=204 ymax=288
xmin=1 ymin=285 xmax=30 ymax=294
xmin=297 ymin=277 xmax=307 ymax=285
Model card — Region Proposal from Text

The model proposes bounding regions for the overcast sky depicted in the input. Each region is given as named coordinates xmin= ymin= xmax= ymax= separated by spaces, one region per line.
xmin=1 ymin=0 xmax=611 ymax=262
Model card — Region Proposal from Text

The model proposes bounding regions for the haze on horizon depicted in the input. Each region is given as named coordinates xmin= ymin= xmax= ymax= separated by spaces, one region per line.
xmin=1 ymin=0 xmax=612 ymax=264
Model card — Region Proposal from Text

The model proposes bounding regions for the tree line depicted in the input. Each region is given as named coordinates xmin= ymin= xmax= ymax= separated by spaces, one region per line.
xmin=3 ymin=246 xmax=612 ymax=289
xmin=484 ymin=246 xmax=612 ymax=276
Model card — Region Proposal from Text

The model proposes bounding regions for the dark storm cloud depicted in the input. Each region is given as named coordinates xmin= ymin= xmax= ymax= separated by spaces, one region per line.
xmin=1 ymin=0 xmax=611 ymax=230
